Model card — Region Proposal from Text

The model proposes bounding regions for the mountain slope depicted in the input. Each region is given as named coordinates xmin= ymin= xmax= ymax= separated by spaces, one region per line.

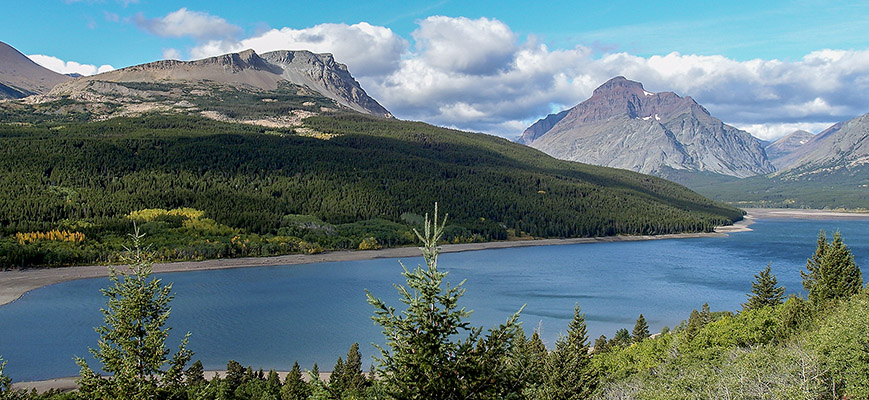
xmin=47 ymin=49 xmax=391 ymax=118
xmin=765 ymin=130 xmax=815 ymax=169
xmin=0 ymin=112 xmax=743 ymax=267
xmin=686 ymin=115 xmax=868 ymax=209
xmin=0 ymin=41 xmax=70 ymax=98
xmin=521 ymin=77 xmax=774 ymax=178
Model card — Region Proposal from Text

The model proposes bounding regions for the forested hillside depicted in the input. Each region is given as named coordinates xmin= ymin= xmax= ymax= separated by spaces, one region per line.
xmin=0 ymin=112 xmax=741 ymax=267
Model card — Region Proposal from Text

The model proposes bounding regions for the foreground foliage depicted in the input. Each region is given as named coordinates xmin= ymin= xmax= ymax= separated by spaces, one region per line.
xmin=75 ymin=229 xmax=192 ymax=399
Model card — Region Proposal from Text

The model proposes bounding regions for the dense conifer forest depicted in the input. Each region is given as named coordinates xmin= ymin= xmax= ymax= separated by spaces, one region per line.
xmin=0 ymin=112 xmax=741 ymax=267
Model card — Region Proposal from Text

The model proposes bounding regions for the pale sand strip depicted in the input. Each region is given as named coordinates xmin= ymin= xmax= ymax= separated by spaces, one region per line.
xmin=11 ymin=370 xmax=335 ymax=393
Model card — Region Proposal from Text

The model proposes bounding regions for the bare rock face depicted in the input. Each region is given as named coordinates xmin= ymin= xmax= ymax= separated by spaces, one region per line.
xmin=521 ymin=76 xmax=774 ymax=178
xmin=261 ymin=50 xmax=391 ymax=117
xmin=0 ymin=41 xmax=70 ymax=98
xmin=765 ymin=130 xmax=815 ymax=169
xmin=779 ymin=117 xmax=868 ymax=176
xmin=49 ymin=49 xmax=391 ymax=118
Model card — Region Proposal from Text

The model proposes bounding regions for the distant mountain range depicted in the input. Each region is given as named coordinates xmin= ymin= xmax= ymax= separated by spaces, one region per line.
xmin=0 ymin=41 xmax=70 ymax=98
xmin=764 ymin=130 xmax=815 ymax=169
xmin=520 ymin=77 xmax=774 ymax=178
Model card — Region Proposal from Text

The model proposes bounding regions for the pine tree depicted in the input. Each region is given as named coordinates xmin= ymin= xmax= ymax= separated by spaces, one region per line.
xmin=541 ymin=304 xmax=598 ymax=399
xmin=611 ymin=328 xmax=631 ymax=347
xmin=632 ymin=314 xmax=650 ymax=343
xmin=281 ymin=362 xmax=309 ymax=400
xmin=802 ymin=230 xmax=863 ymax=303
xmin=593 ymin=335 xmax=609 ymax=354
xmin=341 ymin=342 xmax=367 ymax=392
xmin=744 ymin=263 xmax=786 ymax=310
xmin=0 ymin=356 xmax=15 ymax=399
xmin=366 ymin=204 xmax=522 ymax=399
xmin=76 ymin=228 xmax=192 ymax=399
xmin=185 ymin=360 xmax=206 ymax=386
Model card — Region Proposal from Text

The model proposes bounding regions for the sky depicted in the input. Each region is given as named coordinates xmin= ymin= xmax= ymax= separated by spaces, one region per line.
xmin=4 ymin=0 xmax=869 ymax=140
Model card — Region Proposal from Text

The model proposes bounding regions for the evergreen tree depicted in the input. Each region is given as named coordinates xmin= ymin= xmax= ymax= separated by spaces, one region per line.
xmin=611 ymin=328 xmax=631 ymax=347
xmin=632 ymin=314 xmax=650 ymax=343
xmin=700 ymin=302 xmax=711 ymax=324
xmin=541 ymin=304 xmax=598 ymax=399
xmin=802 ymin=230 xmax=863 ymax=303
xmin=341 ymin=342 xmax=367 ymax=392
xmin=330 ymin=357 xmax=345 ymax=395
xmin=744 ymin=263 xmax=786 ymax=310
xmin=185 ymin=360 xmax=206 ymax=386
xmin=267 ymin=369 xmax=281 ymax=387
xmin=0 ymin=356 xmax=15 ymax=400
xmin=281 ymin=362 xmax=309 ymax=400
xmin=685 ymin=309 xmax=703 ymax=340
xmin=593 ymin=335 xmax=609 ymax=354
xmin=76 ymin=228 xmax=192 ymax=399
xmin=366 ymin=204 xmax=522 ymax=399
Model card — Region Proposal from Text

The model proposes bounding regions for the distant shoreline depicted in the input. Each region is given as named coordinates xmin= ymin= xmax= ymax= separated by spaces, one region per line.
xmin=2 ymin=208 xmax=866 ymax=308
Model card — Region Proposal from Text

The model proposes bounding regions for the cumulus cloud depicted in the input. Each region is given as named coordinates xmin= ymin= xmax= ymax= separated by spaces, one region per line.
xmin=162 ymin=48 xmax=182 ymax=60
xmin=191 ymin=22 xmax=407 ymax=77
xmin=413 ymin=16 xmax=516 ymax=75
xmin=134 ymin=8 xmax=241 ymax=41
xmin=28 ymin=54 xmax=114 ymax=76
xmin=192 ymin=16 xmax=869 ymax=140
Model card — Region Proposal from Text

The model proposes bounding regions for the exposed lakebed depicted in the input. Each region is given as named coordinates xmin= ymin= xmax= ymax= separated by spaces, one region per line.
xmin=1 ymin=218 xmax=867 ymax=382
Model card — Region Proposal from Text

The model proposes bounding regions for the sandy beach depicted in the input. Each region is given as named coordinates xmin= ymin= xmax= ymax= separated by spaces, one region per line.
xmin=3 ymin=207 xmax=868 ymax=309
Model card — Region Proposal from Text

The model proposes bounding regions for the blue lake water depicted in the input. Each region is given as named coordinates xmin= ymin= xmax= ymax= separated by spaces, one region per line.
xmin=1 ymin=218 xmax=867 ymax=382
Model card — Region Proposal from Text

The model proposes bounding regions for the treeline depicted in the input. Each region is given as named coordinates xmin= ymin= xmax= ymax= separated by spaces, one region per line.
xmin=0 ymin=113 xmax=741 ymax=267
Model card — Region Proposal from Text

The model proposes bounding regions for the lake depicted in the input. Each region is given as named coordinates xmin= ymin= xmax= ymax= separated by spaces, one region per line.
xmin=1 ymin=218 xmax=867 ymax=382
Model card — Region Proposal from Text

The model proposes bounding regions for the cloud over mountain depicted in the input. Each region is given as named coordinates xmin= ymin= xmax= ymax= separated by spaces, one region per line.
xmin=134 ymin=8 xmax=242 ymax=41
xmin=186 ymin=15 xmax=869 ymax=140
xmin=28 ymin=54 xmax=114 ymax=76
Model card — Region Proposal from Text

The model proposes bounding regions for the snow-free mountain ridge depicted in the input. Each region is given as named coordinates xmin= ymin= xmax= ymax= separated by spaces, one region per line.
xmin=48 ymin=49 xmax=392 ymax=118
xmin=520 ymin=77 xmax=774 ymax=178
xmin=0 ymin=41 xmax=70 ymax=99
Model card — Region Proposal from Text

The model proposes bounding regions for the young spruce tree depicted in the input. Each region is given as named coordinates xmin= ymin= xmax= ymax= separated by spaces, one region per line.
xmin=366 ymin=204 xmax=523 ymax=399
xmin=76 ymin=228 xmax=192 ymax=399
xmin=802 ymin=230 xmax=863 ymax=303
xmin=744 ymin=263 xmax=786 ymax=310
xmin=541 ymin=304 xmax=598 ymax=399
xmin=631 ymin=314 xmax=650 ymax=343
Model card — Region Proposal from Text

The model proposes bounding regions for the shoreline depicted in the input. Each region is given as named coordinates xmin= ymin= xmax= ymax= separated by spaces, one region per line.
xmin=2 ymin=207 xmax=866 ymax=308
xmin=6 ymin=207 xmax=869 ymax=390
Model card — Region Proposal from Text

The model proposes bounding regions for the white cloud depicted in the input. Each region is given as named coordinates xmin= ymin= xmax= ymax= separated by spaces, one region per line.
xmin=188 ymin=16 xmax=869 ymax=141
xmin=162 ymin=48 xmax=182 ymax=60
xmin=134 ymin=8 xmax=241 ymax=41
xmin=191 ymin=22 xmax=407 ymax=77
xmin=413 ymin=16 xmax=516 ymax=75
xmin=732 ymin=122 xmax=837 ymax=142
xmin=28 ymin=54 xmax=114 ymax=76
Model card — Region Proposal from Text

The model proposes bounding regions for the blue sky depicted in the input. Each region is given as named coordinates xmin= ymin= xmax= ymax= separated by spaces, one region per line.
xmin=4 ymin=1 xmax=869 ymax=139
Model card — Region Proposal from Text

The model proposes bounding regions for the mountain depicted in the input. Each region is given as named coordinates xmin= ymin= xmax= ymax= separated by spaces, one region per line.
xmin=46 ymin=49 xmax=391 ymax=118
xmin=520 ymin=76 xmax=774 ymax=178
xmin=780 ymin=117 xmax=868 ymax=176
xmin=765 ymin=130 xmax=815 ymax=169
xmin=0 ymin=41 xmax=70 ymax=98
xmin=685 ymin=116 xmax=867 ymax=210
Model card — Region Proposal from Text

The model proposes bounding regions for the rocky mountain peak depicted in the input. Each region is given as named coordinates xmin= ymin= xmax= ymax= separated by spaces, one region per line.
xmin=520 ymin=76 xmax=774 ymax=178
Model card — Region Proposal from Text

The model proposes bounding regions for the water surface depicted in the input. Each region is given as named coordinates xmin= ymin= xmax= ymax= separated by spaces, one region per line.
xmin=1 ymin=218 xmax=867 ymax=381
